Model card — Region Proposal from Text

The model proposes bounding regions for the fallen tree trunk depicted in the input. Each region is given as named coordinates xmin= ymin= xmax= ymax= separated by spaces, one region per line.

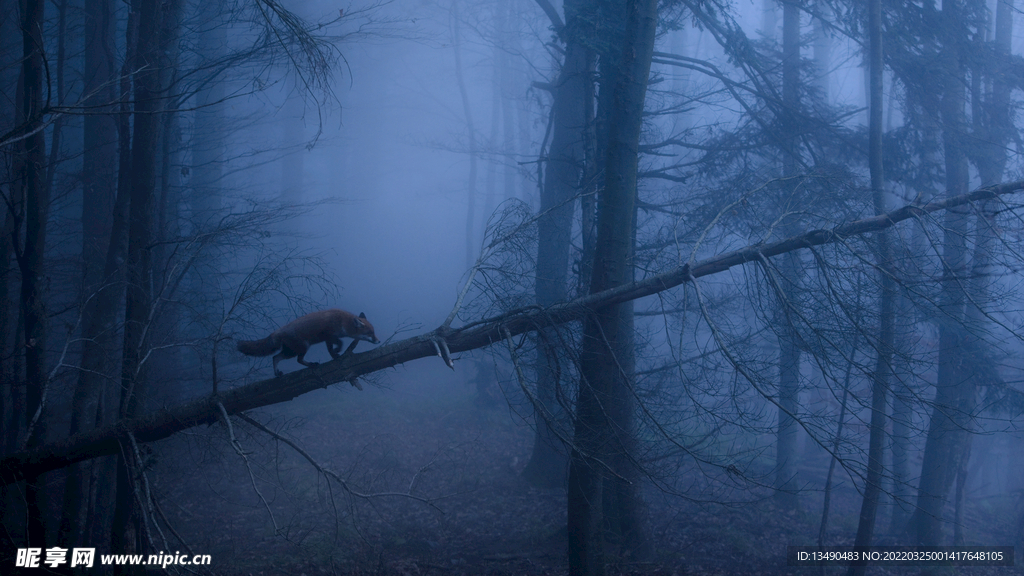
xmin=2 ymin=179 xmax=1021 ymax=485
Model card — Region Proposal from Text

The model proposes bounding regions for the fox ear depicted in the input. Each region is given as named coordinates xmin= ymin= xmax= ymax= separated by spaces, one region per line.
xmin=359 ymin=312 xmax=367 ymax=319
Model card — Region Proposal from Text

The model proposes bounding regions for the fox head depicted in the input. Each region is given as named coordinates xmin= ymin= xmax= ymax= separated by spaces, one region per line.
xmin=355 ymin=312 xmax=381 ymax=344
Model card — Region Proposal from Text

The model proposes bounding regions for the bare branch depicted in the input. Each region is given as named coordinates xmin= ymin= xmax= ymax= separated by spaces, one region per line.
xmin=1 ymin=179 xmax=1022 ymax=484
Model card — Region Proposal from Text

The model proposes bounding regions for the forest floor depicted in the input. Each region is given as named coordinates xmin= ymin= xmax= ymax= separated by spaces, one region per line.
xmin=158 ymin=362 xmax=1023 ymax=576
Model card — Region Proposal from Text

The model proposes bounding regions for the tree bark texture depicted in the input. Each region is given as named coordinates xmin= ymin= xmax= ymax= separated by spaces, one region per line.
xmin=849 ymin=0 xmax=892 ymax=570
xmin=774 ymin=0 xmax=802 ymax=509
xmin=523 ymin=0 xmax=594 ymax=489
xmin=567 ymin=0 xmax=657 ymax=574
xmin=451 ymin=0 xmax=479 ymax=270
xmin=59 ymin=0 xmax=120 ymax=548
xmin=911 ymin=0 xmax=974 ymax=547
xmin=110 ymin=0 xmax=165 ymax=559
xmin=18 ymin=0 xmax=50 ymax=547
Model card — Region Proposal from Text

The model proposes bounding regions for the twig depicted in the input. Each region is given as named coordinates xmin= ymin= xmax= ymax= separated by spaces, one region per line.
xmin=216 ymin=402 xmax=279 ymax=534
xmin=235 ymin=412 xmax=444 ymax=513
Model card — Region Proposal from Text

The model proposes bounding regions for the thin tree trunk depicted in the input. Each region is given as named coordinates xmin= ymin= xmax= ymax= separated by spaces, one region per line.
xmin=451 ymin=0 xmax=478 ymax=269
xmin=952 ymin=443 xmax=970 ymax=545
xmin=811 ymin=0 xmax=832 ymax=101
xmin=774 ymin=0 xmax=802 ymax=510
xmin=0 ymin=0 xmax=19 ymax=467
xmin=0 ymin=0 xmax=18 ymax=459
xmin=482 ymin=42 xmax=500 ymax=231
xmin=192 ymin=0 xmax=226 ymax=224
xmin=185 ymin=0 xmax=227 ymax=386
xmin=848 ymin=0 xmax=892 ymax=569
xmin=887 ymin=356 xmax=912 ymax=534
xmin=110 ymin=0 xmax=165 ymax=560
xmin=79 ymin=0 xmax=118 ymax=294
xmin=18 ymin=0 xmax=50 ymax=547
xmin=59 ymin=0 xmax=120 ymax=547
xmin=522 ymin=0 xmax=594 ymax=488
xmin=151 ymin=0 xmax=185 ymax=402
xmin=761 ymin=0 xmax=778 ymax=41
xmin=819 ymin=336 xmax=857 ymax=563
xmin=910 ymin=0 xmax=973 ymax=548
xmin=500 ymin=2 xmax=517 ymax=204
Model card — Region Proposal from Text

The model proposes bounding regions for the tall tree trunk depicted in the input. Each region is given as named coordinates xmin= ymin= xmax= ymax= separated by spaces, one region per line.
xmin=500 ymin=2 xmax=517 ymax=204
xmin=774 ymin=0 xmax=802 ymax=510
xmin=186 ymin=0 xmax=227 ymax=382
xmin=522 ymin=0 xmax=595 ymax=488
xmin=451 ymin=0 xmax=478 ymax=269
xmin=18 ymin=0 xmax=50 ymax=547
xmin=848 ymin=0 xmax=893 ymax=569
xmin=887 ymin=349 xmax=912 ymax=534
xmin=110 ymin=0 xmax=164 ymax=560
xmin=78 ymin=0 xmax=117 ymax=300
xmin=973 ymin=0 xmax=1011 ymax=187
xmin=910 ymin=0 xmax=973 ymax=548
xmin=761 ymin=0 xmax=778 ymax=41
xmin=811 ymin=0 xmax=832 ymax=101
xmin=59 ymin=0 xmax=120 ymax=547
xmin=192 ymin=0 xmax=226 ymax=224
xmin=150 ymin=0 xmax=184 ymax=400
xmin=0 ymin=0 xmax=22 ymax=542
xmin=482 ymin=37 xmax=501 ymax=231
xmin=818 ymin=335 xmax=857 ymax=554
xmin=567 ymin=1 xmax=657 ymax=574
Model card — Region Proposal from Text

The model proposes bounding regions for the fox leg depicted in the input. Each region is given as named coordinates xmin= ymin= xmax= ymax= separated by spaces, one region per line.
xmin=295 ymin=354 xmax=319 ymax=368
xmin=293 ymin=343 xmax=318 ymax=368
xmin=325 ymin=336 xmax=344 ymax=359
xmin=273 ymin=345 xmax=298 ymax=377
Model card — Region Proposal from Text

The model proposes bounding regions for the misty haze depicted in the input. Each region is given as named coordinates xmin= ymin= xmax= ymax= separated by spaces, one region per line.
xmin=2 ymin=0 xmax=1024 ymax=574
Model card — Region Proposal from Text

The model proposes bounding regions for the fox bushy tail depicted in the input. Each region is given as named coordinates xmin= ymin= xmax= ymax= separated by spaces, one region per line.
xmin=236 ymin=334 xmax=280 ymax=357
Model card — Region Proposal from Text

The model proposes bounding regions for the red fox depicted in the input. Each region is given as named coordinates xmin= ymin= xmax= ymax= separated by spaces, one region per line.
xmin=236 ymin=309 xmax=380 ymax=376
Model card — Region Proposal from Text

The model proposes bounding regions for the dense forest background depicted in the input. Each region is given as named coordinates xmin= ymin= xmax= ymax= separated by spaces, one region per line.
xmin=3 ymin=0 xmax=1024 ymax=574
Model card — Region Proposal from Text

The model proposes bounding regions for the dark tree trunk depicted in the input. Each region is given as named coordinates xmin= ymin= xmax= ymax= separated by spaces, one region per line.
xmin=774 ymin=0 xmax=802 ymax=510
xmin=148 ymin=0 xmax=184 ymax=402
xmin=523 ymin=0 xmax=595 ymax=489
xmin=184 ymin=0 xmax=226 ymax=385
xmin=79 ymin=0 xmax=118 ymax=292
xmin=110 ymin=0 xmax=165 ymax=561
xmin=910 ymin=0 xmax=973 ymax=548
xmin=192 ymin=0 xmax=226 ymax=224
xmin=17 ymin=0 xmax=50 ymax=548
xmin=451 ymin=0 xmax=478 ymax=269
xmin=887 ymin=355 xmax=912 ymax=534
xmin=500 ymin=7 xmax=516 ymax=206
xmin=567 ymin=1 xmax=657 ymax=574
xmin=0 ymin=0 xmax=23 ymax=463
xmin=848 ymin=0 xmax=893 ymax=569
xmin=59 ymin=0 xmax=120 ymax=548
